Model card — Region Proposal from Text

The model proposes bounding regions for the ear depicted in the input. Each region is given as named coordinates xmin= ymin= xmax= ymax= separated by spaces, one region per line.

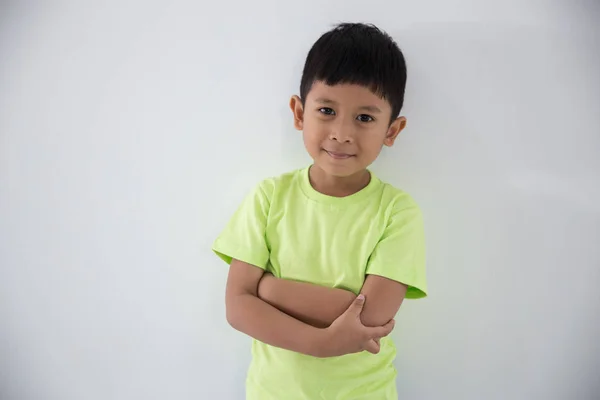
xmin=289 ymin=95 xmax=304 ymax=131
xmin=383 ymin=116 xmax=407 ymax=147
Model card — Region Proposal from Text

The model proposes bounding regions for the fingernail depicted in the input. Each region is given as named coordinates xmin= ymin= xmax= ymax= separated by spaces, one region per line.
xmin=357 ymin=294 xmax=365 ymax=300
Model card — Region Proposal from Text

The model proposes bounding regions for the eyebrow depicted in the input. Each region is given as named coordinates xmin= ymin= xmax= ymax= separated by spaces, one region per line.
xmin=314 ymin=98 xmax=382 ymax=114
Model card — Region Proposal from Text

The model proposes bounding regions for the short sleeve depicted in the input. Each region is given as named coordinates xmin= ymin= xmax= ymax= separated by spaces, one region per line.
xmin=365 ymin=203 xmax=427 ymax=299
xmin=212 ymin=180 xmax=272 ymax=269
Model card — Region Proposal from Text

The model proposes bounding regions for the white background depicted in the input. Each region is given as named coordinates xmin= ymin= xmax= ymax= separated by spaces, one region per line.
xmin=1 ymin=1 xmax=599 ymax=399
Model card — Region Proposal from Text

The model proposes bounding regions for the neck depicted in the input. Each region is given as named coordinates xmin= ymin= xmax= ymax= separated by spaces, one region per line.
xmin=308 ymin=165 xmax=371 ymax=197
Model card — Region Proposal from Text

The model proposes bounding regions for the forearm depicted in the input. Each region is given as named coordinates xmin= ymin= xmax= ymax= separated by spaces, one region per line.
xmin=226 ymin=292 xmax=329 ymax=357
xmin=258 ymin=276 xmax=356 ymax=328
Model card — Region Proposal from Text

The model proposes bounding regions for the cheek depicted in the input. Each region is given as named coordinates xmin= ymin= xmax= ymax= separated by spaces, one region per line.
xmin=303 ymin=132 xmax=323 ymax=152
xmin=303 ymin=116 xmax=322 ymax=131
xmin=303 ymin=120 xmax=328 ymax=140
xmin=356 ymin=134 xmax=386 ymax=154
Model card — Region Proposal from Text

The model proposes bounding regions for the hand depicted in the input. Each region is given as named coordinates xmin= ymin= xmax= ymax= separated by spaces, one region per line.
xmin=318 ymin=294 xmax=395 ymax=357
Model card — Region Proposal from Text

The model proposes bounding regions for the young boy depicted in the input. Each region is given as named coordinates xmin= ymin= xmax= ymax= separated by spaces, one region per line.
xmin=212 ymin=22 xmax=427 ymax=399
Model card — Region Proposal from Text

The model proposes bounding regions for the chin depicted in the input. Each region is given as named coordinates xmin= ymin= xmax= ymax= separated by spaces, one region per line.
xmin=315 ymin=161 xmax=363 ymax=178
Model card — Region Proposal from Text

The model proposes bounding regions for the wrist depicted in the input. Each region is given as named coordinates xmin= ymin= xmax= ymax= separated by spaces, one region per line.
xmin=311 ymin=327 xmax=335 ymax=358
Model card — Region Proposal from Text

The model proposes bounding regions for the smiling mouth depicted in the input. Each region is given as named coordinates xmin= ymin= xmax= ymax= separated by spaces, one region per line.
xmin=325 ymin=150 xmax=354 ymax=159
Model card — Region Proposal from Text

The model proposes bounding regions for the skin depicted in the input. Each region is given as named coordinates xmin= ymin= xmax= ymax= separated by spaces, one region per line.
xmin=226 ymin=259 xmax=395 ymax=357
xmin=290 ymin=80 xmax=407 ymax=196
xmin=226 ymin=81 xmax=409 ymax=356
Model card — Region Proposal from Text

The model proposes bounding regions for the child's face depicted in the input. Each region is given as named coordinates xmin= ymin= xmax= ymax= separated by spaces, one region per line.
xmin=290 ymin=81 xmax=406 ymax=178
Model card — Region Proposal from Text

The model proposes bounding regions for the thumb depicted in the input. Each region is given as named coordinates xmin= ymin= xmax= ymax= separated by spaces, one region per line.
xmin=348 ymin=294 xmax=365 ymax=316
xmin=364 ymin=338 xmax=381 ymax=355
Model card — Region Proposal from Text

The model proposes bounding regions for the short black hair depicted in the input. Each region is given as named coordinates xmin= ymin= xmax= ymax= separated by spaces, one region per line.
xmin=300 ymin=23 xmax=407 ymax=123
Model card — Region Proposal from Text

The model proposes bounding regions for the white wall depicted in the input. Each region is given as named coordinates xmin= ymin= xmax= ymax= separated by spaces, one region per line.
xmin=1 ymin=1 xmax=599 ymax=399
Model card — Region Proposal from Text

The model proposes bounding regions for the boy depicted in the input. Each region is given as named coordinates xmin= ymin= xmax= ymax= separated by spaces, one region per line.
xmin=212 ymin=22 xmax=427 ymax=399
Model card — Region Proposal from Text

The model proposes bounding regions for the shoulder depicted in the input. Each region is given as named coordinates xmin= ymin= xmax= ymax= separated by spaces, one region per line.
xmin=381 ymin=177 xmax=420 ymax=210
xmin=377 ymin=179 xmax=422 ymax=217
xmin=239 ymin=168 xmax=305 ymax=211
xmin=253 ymin=168 xmax=304 ymax=199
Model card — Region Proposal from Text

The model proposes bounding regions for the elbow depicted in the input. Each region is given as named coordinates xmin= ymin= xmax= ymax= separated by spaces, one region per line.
xmin=226 ymin=308 xmax=246 ymax=332
xmin=360 ymin=313 xmax=378 ymax=328
xmin=225 ymin=297 xmax=243 ymax=331
xmin=360 ymin=309 xmax=396 ymax=328
xmin=226 ymin=308 xmax=238 ymax=329
xmin=226 ymin=292 xmax=256 ymax=331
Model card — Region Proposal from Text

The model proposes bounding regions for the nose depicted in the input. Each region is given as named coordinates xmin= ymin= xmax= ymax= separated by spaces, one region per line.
xmin=328 ymin=119 xmax=355 ymax=143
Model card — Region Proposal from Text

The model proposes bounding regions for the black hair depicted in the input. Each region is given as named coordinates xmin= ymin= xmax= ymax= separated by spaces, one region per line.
xmin=300 ymin=23 xmax=407 ymax=123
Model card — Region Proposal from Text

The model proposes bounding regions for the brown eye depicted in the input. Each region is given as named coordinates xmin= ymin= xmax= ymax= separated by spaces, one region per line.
xmin=319 ymin=107 xmax=336 ymax=115
xmin=357 ymin=114 xmax=374 ymax=123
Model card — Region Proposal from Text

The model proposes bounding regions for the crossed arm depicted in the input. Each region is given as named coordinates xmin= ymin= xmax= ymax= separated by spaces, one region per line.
xmin=226 ymin=258 xmax=408 ymax=358
xmin=226 ymin=259 xmax=330 ymax=357
xmin=257 ymin=271 xmax=408 ymax=328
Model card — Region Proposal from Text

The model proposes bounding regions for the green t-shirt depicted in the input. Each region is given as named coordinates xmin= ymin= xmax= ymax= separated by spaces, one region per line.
xmin=213 ymin=166 xmax=427 ymax=400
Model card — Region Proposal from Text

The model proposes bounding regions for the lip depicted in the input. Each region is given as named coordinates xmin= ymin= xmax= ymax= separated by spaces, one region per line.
xmin=325 ymin=150 xmax=354 ymax=159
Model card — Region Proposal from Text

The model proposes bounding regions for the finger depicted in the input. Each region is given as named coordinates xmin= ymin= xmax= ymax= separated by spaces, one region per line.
xmin=364 ymin=339 xmax=381 ymax=354
xmin=346 ymin=294 xmax=365 ymax=316
xmin=369 ymin=319 xmax=395 ymax=338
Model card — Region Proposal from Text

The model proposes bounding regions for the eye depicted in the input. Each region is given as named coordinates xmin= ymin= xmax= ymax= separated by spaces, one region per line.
xmin=357 ymin=114 xmax=374 ymax=123
xmin=318 ymin=107 xmax=336 ymax=116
